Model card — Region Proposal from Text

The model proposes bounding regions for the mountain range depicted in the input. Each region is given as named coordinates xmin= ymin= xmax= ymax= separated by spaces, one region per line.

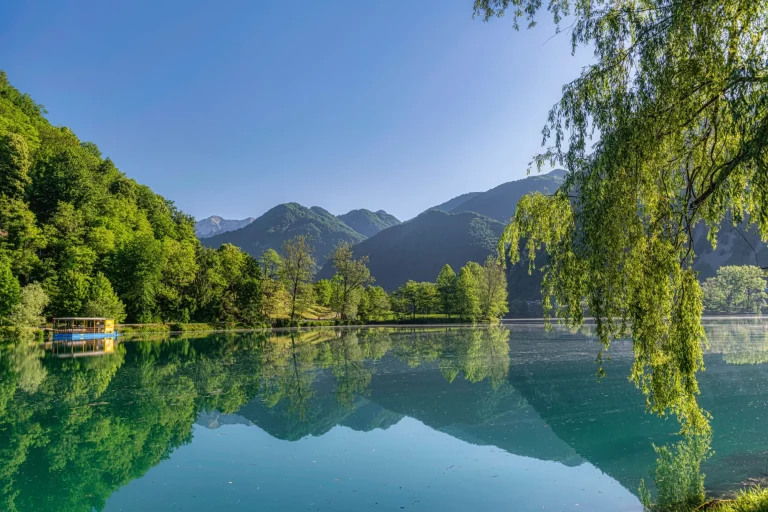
xmin=197 ymin=168 xmax=760 ymax=298
xmin=199 ymin=170 xmax=565 ymax=294
xmin=200 ymin=204 xmax=403 ymax=263
xmin=316 ymin=209 xmax=507 ymax=289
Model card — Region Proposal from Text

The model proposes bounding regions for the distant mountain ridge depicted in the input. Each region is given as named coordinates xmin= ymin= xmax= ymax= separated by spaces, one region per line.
xmin=427 ymin=169 xmax=566 ymax=222
xmin=200 ymin=168 xmax=768 ymax=305
xmin=196 ymin=216 xmax=255 ymax=239
xmin=201 ymin=203 xmax=367 ymax=263
xmin=338 ymin=209 xmax=401 ymax=237
xmin=428 ymin=192 xmax=481 ymax=213
xmin=318 ymin=209 xmax=507 ymax=290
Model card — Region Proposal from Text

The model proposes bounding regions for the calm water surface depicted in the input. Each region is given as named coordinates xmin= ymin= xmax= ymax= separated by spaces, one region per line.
xmin=1 ymin=321 xmax=767 ymax=511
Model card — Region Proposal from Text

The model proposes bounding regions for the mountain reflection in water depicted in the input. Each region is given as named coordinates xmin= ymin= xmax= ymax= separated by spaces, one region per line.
xmin=0 ymin=322 xmax=766 ymax=511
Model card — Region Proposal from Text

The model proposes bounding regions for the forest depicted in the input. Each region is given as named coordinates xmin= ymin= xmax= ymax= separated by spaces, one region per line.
xmin=0 ymin=75 xmax=507 ymax=330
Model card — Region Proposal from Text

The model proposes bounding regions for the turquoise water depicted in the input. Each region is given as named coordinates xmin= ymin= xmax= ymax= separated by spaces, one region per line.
xmin=1 ymin=321 xmax=767 ymax=511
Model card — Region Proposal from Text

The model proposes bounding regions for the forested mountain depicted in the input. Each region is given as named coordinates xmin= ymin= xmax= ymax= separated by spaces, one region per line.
xmin=428 ymin=169 xmax=566 ymax=222
xmin=318 ymin=210 xmax=507 ymax=290
xmin=195 ymin=215 xmax=255 ymax=239
xmin=0 ymin=72 xmax=263 ymax=324
xmin=337 ymin=209 xmax=400 ymax=237
xmin=202 ymin=203 xmax=366 ymax=263
xmin=427 ymin=192 xmax=481 ymax=213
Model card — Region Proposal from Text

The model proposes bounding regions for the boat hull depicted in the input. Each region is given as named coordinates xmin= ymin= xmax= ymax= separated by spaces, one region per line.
xmin=53 ymin=332 xmax=119 ymax=341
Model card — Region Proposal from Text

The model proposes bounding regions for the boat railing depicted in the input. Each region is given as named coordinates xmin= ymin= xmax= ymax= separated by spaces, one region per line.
xmin=53 ymin=326 xmax=106 ymax=334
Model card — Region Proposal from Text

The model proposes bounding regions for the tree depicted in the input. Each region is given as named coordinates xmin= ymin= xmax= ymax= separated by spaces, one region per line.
xmin=280 ymin=235 xmax=315 ymax=321
xmin=359 ymin=286 xmax=390 ymax=322
xmin=259 ymin=248 xmax=283 ymax=280
xmin=331 ymin=242 xmax=374 ymax=320
xmin=9 ymin=283 xmax=49 ymax=328
xmin=50 ymin=269 xmax=91 ymax=317
xmin=391 ymin=281 xmax=420 ymax=319
xmin=415 ymin=282 xmax=439 ymax=316
xmin=0 ymin=132 xmax=31 ymax=200
xmin=259 ymin=249 xmax=285 ymax=319
xmin=478 ymin=256 xmax=508 ymax=320
xmin=436 ymin=264 xmax=457 ymax=318
xmin=235 ymin=257 xmax=264 ymax=326
xmin=110 ymin=235 xmax=164 ymax=322
xmin=0 ymin=73 xmax=278 ymax=328
xmin=480 ymin=0 xmax=768 ymax=430
xmin=83 ymin=272 xmax=127 ymax=322
xmin=455 ymin=265 xmax=480 ymax=322
xmin=314 ymin=279 xmax=332 ymax=307
xmin=0 ymin=257 xmax=20 ymax=321
xmin=702 ymin=266 xmax=767 ymax=314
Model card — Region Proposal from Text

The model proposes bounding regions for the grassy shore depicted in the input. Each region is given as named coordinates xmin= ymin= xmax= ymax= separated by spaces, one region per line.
xmin=704 ymin=486 xmax=768 ymax=512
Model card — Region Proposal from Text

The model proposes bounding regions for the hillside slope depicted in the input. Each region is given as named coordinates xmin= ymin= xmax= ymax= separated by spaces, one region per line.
xmin=0 ymin=71 xmax=223 ymax=322
xmin=318 ymin=210 xmax=506 ymax=290
xmin=202 ymin=203 xmax=365 ymax=262
xmin=427 ymin=192 xmax=481 ymax=213
xmin=448 ymin=169 xmax=566 ymax=222
xmin=337 ymin=209 xmax=400 ymax=237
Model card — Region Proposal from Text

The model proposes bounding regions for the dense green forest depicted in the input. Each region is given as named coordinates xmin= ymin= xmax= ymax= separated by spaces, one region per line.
xmin=0 ymin=72 xmax=263 ymax=326
xmin=0 ymin=79 xmax=507 ymax=329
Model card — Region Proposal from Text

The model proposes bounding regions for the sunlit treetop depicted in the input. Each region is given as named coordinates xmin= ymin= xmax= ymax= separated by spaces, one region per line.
xmin=482 ymin=0 xmax=768 ymax=433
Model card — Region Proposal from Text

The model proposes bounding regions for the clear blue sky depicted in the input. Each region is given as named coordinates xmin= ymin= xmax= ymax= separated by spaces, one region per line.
xmin=0 ymin=0 xmax=592 ymax=221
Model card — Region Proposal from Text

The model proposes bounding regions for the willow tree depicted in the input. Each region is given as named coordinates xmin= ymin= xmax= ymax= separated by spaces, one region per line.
xmin=477 ymin=0 xmax=768 ymax=432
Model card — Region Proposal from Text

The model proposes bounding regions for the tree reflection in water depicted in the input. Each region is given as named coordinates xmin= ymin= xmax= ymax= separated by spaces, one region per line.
xmin=0 ymin=322 xmax=764 ymax=511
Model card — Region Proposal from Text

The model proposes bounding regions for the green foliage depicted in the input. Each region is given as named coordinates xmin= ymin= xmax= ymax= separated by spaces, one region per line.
xmin=0 ymin=257 xmax=20 ymax=320
xmin=331 ymin=242 xmax=374 ymax=320
xmin=358 ymin=286 xmax=390 ymax=322
xmin=314 ymin=279 xmax=333 ymax=307
xmin=50 ymin=269 xmax=90 ymax=317
xmin=8 ymin=283 xmax=48 ymax=328
xmin=280 ymin=235 xmax=316 ymax=320
xmin=436 ymin=264 xmax=457 ymax=317
xmin=0 ymin=132 xmax=31 ymax=200
xmin=481 ymin=0 xmax=768 ymax=432
xmin=83 ymin=272 xmax=126 ymax=322
xmin=0 ymin=73 xmax=264 ymax=326
xmin=390 ymin=280 xmax=439 ymax=319
xmin=477 ymin=256 xmax=509 ymax=320
xmin=258 ymin=248 xmax=286 ymax=319
xmin=640 ymin=433 xmax=711 ymax=512
xmin=455 ymin=265 xmax=481 ymax=321
xmin=709 ymin=487 xmax=768 ymax=512
xmin=702 ymin=266 xmax=767 ymax=314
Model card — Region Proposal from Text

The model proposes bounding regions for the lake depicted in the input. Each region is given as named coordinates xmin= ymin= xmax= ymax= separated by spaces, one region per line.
xmin=1 ymin=320 xmax=767 ymax=511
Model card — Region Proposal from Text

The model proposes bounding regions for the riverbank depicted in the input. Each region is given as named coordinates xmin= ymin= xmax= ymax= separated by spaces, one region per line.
xmin=117 ymin=316 xmax=484 ymax=333
xmin=705 ymin=486 xmax=768 ymax=511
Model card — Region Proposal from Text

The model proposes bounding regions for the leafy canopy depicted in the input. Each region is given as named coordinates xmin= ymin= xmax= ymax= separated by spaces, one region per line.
xmin=702 ymin=265 xmax=767 ymax=314
xmin=481 ymin=0 xmax=768 ymax=431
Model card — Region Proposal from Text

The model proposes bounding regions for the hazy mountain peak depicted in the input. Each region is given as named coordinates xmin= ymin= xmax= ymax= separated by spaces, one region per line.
xmin=195 ymin=215 xmax=256 ymax=239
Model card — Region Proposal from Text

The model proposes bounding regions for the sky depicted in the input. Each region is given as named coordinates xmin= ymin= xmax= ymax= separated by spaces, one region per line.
xmin=0 ymin=0 xmax=593 ymax=221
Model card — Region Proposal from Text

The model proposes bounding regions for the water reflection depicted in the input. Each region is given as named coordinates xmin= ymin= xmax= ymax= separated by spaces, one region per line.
xmin=0 ymin=323 xmax=764 ymax=511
